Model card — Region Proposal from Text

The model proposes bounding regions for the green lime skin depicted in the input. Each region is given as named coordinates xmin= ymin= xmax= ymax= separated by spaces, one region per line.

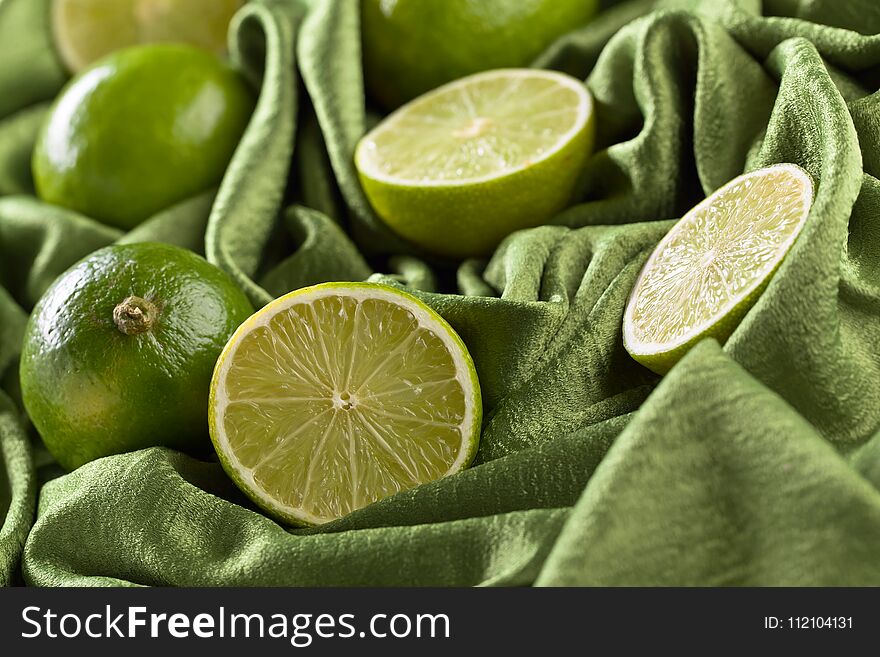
xmin=20 ymin=242 xmax=253 ymax=471
xmin=355 ymin=107 xmax=595 ymax=259
xmin=32 ymin=43 xmax=254 ymax=230
xmin=361 ymin=0 xmax=599 ymax=108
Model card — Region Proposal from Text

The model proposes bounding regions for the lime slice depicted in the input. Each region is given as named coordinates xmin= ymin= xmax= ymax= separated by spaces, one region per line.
xmin=623 ymin=164 xmax=814 ymax=374
xmin=52 ymin=0 xmax=244 ymax=73
xmin=355 ymin=68 xmax=595 ymax=258
xmin=209 ymin=282 xmax=482 ymax=526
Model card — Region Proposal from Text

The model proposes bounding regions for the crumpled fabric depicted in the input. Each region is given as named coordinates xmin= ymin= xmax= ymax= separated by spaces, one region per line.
xmin=0 ymin=0 xmax=878 ymax=586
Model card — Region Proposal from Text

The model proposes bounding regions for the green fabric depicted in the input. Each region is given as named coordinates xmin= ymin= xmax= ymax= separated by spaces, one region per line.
xmin=1 ymin=0 xmax=879 ymax=586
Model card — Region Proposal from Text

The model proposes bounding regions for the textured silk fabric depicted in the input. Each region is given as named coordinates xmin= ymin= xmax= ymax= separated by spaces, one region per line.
xmin=1 ymin=0 xmax=879 ymax=586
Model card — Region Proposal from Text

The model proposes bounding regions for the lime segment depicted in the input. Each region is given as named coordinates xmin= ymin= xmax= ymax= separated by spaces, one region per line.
xmin=209 ymin=283 xmax=482 ymax=526
xmin=623 ymin=164 xmax=814 ymax=374
xmin=355 ymin=68 xmax=595 ymax=258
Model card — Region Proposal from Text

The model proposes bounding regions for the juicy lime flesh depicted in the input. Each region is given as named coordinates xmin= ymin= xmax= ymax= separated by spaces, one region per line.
xmin=53 ymin=0 xmax=245 ymax=72
xmin=212 ymin=285 xmax=480 ymax=525
xmin=358 ymin=70 xmax=588 ymax=185
xmin=625 ymin=165 xmax=813 ymax=361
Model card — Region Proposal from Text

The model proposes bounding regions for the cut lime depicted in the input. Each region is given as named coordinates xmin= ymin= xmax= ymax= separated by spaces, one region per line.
xmin=623 ymin=164 xmax=814 ymax=374
xmin=355 ymin=68 xmax=595 ymax=259
xmin=52 ymin=0 xmax=244 ymax=73
xmin=209 ymin=282 xmax=482 ymax=526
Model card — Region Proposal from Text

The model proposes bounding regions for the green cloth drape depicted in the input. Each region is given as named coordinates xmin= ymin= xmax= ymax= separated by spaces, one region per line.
xmin=1 ymin=0 xmax=878 ymax=586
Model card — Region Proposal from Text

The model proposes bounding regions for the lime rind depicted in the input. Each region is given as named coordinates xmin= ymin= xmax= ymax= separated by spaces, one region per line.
xmin=209 ymin=282 xmax=482 ymax=526
xmin=623 ymin=164 xmax=814 ymax=374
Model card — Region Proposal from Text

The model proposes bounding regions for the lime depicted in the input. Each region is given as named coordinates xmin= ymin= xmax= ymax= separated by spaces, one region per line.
xmin=623 ymin=164 xmax=814 ymax=374
xmin=32 ymin=44 xmax=254 ymax=230
xmin=361 ymin=0 xmax=599 ymax=108
xmin=20 ymin=242 xmax=253 ymax=471
xmin=355 ymin=68 xmax=594 ymax=259
xmin=52 ymin=0 xmax=245 ymax=73
xmin=209 ymin=282 xmax=482 ymax=526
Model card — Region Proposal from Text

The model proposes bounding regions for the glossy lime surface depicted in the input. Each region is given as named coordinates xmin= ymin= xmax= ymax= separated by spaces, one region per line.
xmin=32 ymin=44 xmax=254 ymax=229
xmin=20 ymin=242 xmax=253 ymax=470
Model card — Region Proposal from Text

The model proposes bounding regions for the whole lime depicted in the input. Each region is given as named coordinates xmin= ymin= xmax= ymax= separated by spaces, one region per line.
xmin=32 ymin=44 xmax=254 ymax=230
xmin=361 ymin=0 xmax=599 ymax=108
xmin=20 ymin=242 xmax=253 ymax=470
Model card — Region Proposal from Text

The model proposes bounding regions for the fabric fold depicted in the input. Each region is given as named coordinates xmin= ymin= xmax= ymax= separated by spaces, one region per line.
xmin=537 ymin=341 xmax=880 ymax=586
xmin=206 ymin=0 xmax=304 ymax=306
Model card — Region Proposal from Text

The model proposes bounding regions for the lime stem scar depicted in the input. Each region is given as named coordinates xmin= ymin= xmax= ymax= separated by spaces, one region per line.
xmin=113 ymin=296 xmax=158 ymax=335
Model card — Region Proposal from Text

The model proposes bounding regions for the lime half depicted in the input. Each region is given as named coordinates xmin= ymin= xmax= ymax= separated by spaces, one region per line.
xmin=355 ymin=68 xmax=595 ymax=258
xmin=52 ymin=0 xmax=244 ymax=73
xmin=623 ymin=164 xmax=814 ymax=374
xmin=209 ymin=282 xmax=482 ymax=526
